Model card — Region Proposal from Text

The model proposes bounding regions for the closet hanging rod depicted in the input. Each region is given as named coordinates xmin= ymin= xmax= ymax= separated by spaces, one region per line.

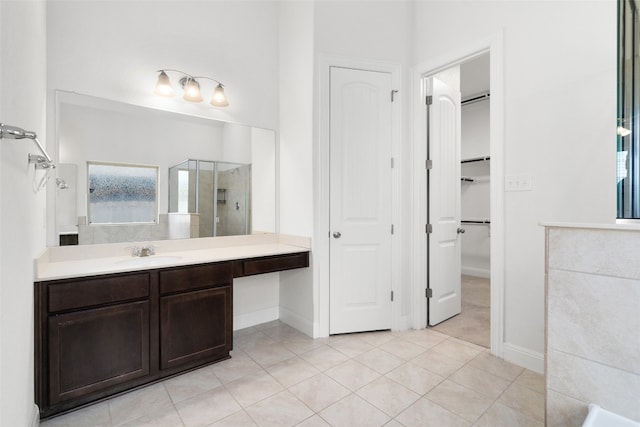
xmin=462 ymin=220 xmax=491 ymax=225
xmin=461 ymin=156 xmax=490 ymax=163
xmin=461 ymin=92 xmax=490 ymax=106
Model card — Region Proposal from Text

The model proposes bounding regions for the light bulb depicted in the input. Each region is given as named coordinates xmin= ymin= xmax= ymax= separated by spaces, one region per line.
xmin=154 ymin=71 xmax=175 ymax=97
xmin=210 ymin=84 xmax=229 ymax=107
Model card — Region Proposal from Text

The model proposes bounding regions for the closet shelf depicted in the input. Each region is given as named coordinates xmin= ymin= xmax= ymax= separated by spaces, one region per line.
xmin=461 ymin=156 xmax=490 ymax=164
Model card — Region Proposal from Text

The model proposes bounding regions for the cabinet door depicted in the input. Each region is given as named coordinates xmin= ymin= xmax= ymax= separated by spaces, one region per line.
xmin=48 ymin=301 xmax=149 ymax=404
xmin=160 ymin=286 xmax=231 ymax=370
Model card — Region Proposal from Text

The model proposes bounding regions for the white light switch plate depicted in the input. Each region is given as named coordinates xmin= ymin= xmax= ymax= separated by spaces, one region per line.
xmin=505 ymin=174 xmax=532 ymax=191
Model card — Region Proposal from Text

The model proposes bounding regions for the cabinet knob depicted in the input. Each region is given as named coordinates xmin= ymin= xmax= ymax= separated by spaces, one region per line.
xmin=457 ymin=228 xmax=466 ymax=234
xmin=333 ymin=232 xmax=342 ymax=239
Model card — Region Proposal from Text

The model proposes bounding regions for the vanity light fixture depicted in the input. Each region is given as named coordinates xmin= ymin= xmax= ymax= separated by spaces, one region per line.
xmin=154 ymin=69 xmax=229 ymax=107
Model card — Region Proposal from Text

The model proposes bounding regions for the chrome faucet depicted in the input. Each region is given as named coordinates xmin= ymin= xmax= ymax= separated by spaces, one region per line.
xmin=132 ymin=245 xmax=155 ymax=257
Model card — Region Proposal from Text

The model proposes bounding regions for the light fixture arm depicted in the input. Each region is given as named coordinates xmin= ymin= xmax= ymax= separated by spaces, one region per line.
xmin=156 ymin=69 xmax=225 ymax=87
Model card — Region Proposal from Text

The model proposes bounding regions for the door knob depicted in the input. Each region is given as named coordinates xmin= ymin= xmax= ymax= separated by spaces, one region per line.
xmin=457 ymin=228 xmax=466 ymax=234
xmin=333 ymin=232 xmax=342 ymax=239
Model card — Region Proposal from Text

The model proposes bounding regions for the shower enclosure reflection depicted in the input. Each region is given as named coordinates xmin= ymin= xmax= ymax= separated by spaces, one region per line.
xmin=169 ymin=160 xmax=251 ymax=237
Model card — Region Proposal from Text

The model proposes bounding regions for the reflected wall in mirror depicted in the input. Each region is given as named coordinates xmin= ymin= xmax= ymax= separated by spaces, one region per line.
xmin=54 ymin=91 xmax=276 ymax=245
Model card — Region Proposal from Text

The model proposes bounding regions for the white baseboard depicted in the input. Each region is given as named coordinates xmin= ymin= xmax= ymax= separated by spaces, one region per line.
xmin=461 ymin=266 xmax=490 ymax=278
xmin=502 ymin=342 xmax=545 ymax=374
xmin=233 ymin=307 xmax=279 ymax=331
xmin=279 ymin=307 xmax=313 ymax=337
xmin=31 ymin=404 xmax=40 ymax=427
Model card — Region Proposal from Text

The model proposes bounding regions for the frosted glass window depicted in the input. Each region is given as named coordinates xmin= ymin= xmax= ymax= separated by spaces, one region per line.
xmin=177 ymin=170 xmax=189 ymax=213
xmin=88 ymin=162 xmax=158 ymax=224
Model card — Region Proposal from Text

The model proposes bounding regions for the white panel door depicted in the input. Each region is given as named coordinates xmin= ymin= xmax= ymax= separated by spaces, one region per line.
xmin=428 ymin=77 xmax=463 ymax=326
xmin=329 ymin=66 xmax=393 ymax=335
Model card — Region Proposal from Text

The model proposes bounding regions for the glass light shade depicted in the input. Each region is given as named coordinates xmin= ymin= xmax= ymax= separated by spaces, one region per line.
xmin=182 ymin=78 xmax=203 ymax=103
xmin=210 ymin=84 xmax=229 ymax=107
xmin=154 ymin=71 xmax=176 ymax=97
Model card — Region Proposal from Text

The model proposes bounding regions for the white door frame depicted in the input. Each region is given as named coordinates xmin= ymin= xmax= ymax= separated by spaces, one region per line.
xmin=410 ymin=31 xmax=505 ymax=357
xmin=316 ymin=55 xmax=402 ymax=337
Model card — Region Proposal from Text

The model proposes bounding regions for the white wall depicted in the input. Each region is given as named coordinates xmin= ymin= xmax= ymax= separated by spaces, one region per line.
xmin=413 ymin=0 xmax=616 ymax=366
xmin=278 ymin=1 xmax=315 ymax=335
xmin=0 ymin=1 xmax=47 ymax=425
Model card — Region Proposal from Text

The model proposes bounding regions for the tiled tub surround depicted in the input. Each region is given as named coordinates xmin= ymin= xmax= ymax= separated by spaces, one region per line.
xmin=36 ymin=233 xmax=310 ymax=281
xmin=545 ymin=224 xmax=640 ymax=426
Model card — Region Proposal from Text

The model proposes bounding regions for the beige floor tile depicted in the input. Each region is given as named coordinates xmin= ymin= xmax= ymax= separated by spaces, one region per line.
xmin=266 ymin=356 xmax=320 ymax=387
xmin=319 ymin=394 xmax=390 ymax=427
xmin=328 ymin=337 xmax=376 ymax=358
xmin=235 ymin=331 xmax=277 ymax=351
xmin=211 ymin=350 xmax=263 ymax=384
xmin=385 ymin=362 xmax=445 ymax=395
xmin=118 ymin=406 xmax=184 ymax=427
xmin=299 ymin=345 xmax=349 ymax=371
xmin=475 ymin=402 xmax=543 ymax=427
xmin=466 ymin=352 xmax=524 ymax=381
xmin=354 ymin=348 xmax=404 ymax=374
xmin=210 ymin=410 xmax=257 ymax=426
xmin=497 ymin=382 xmax=544 ymax=422
xmin=382 ymin=420 xmax=404 ymax=427
xmin=431 ymin=339 xmax=483 ymax=364
xmin=449 ymin=364 xmax=511 ymax=400
xmin=357 ymin=376 xmax=421 ymax=417
xmin=411 ymin=349 xmax=467 ymax=377
xmin=245 ymin=390 xmax=314 ymax=427
xmin=379 ymin=339 xmax=427 ymax=360
xmin=395 ymin=397 xmax=471 ymax=427
xmin=324 ymin=359 xmax=381 ymax=391
xmin=399 ymin=329 xmax=449 ymax=349
xmin=41 ymin=401 xmax=111 ymax=427
xmin=356 ymin=330 xmax=396 ymax=347
xmin=245 ymin=342 xmax=297 ymax=368
xmin=108 ymin=382 xmax=174 ymax=426
xmin=282 ymin=338 xmax=326 ymax=355
xmin=288 ymin=374 xmax=351 ymax=412
xmin=225 ymin=370 xmax=285 ymax=407
xmin=174 ymin=387 xmax=241 ymax=427
xmin=163 ymin=365 xmax=222 ymax=404
xmin=295 ymin=415 xmax=331 ymax=426
xmin=515 ymin=369 xmax=545 ymax=394
xmin=261 ymin=324 xmax=309 ymax=342
xmin=426 ymin=380 xmax=493 ymax=423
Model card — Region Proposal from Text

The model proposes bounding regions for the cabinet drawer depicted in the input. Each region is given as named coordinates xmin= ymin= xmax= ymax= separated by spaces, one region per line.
xmin=159 ymin=262 xmax=232 ymax=295
xmin=48 ymin=273 xmax=149 ymax=313
xmin=240 ymin=252 xmax=309 ymax=277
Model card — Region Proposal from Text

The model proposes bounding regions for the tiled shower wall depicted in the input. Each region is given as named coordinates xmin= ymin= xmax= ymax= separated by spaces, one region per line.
xmin=545 ymin=226 xmax=640 ymax=426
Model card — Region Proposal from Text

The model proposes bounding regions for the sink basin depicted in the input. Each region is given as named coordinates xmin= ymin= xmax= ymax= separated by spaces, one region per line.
xmin=116 ymin=255 xmax=182 ymax=267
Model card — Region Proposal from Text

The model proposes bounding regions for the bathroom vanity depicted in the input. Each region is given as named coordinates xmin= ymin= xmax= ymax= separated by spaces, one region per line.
xmin=33 ymin=234 xmax=309 ymax=418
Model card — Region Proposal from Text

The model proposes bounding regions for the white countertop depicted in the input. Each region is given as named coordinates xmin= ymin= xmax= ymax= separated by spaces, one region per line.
xmin=35 ymin=233 xmax=311 ymax=281
xmin=541 ymin=221 xmax=640 ymax=231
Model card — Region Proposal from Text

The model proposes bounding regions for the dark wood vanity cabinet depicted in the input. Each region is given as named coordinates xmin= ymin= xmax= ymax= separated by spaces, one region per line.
xmin=35 ymin=251 xmax=308 ymax=418
xmin=158 ymin=263 xmax=232 ymax=370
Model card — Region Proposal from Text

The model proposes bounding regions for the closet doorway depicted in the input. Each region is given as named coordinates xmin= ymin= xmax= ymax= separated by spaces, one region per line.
xmin=430 ymin=54 xmax=491 ymax=348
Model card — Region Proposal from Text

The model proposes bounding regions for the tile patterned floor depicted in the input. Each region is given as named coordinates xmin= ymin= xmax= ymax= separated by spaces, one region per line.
xmin=41 ymin=321 xmax=543 ymax=427
xmin=432 ymin=275 xmax=490 ymax=348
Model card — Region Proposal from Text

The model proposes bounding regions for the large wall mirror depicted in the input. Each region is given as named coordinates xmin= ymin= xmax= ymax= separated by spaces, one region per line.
xmin=53 ymin=91 xmax=276 ymax=245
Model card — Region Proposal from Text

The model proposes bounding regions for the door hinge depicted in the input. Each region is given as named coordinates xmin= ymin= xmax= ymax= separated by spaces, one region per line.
xmin=426 ymin=159 xmax=432 ymax=170
xmin=426 ymin=224 xmax=432 ymax=234
xmin=391 ymin=90 xmax=399 ymax=102
xmin=391 ymin=224 xmax=394 ymax=235
xmin=391 ymin=157 xmax=394 ymax=168
xmin=391 ymin=290 xmax=394 ymax=301
xmin=426 ymin=288 xmax=432 ymax=298
xmin=426 ymin=95 xmax=433 ymax=106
